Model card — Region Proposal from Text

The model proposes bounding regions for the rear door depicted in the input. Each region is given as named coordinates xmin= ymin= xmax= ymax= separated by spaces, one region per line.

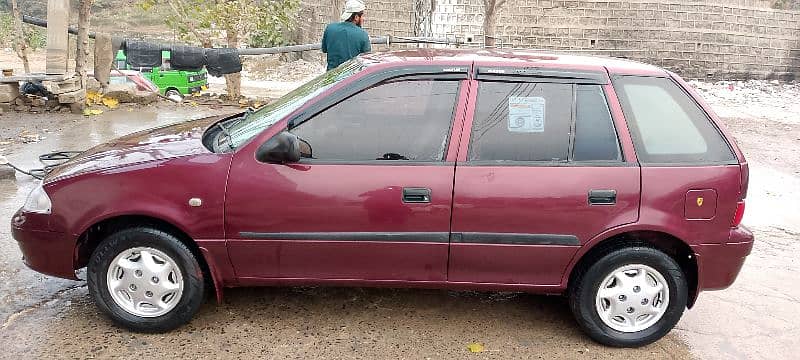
xmin=448 ymin=69 xmax=641 ymax=286
xmin=225 ymin=74 xmax=468 ymax=282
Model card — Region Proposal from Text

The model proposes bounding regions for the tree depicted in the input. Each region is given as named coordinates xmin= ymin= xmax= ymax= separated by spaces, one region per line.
xmin=10 ymin=0 xmax=31 ymax=73
xmin=140 ymin=0 xmax=299 ymax=98
xmin=75 ymin=0 xmax=94 ymax=84
xmin=482 ymin=0 xmax=507 ymax=48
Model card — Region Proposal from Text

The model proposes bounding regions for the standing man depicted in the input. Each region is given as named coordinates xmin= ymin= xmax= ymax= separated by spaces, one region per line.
xmin=321 ymin=0 xmax=371 ymax=70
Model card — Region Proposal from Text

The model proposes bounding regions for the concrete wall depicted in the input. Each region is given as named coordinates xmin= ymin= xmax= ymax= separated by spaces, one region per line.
xmin=298 ymin=0 xmax=800 ymax=79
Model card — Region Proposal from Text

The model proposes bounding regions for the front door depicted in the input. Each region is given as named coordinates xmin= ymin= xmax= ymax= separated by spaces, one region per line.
xmin=449 ymin=75 xmax=641 ymax=286
xmin=225 ymin=78 xmax=465 ymax=282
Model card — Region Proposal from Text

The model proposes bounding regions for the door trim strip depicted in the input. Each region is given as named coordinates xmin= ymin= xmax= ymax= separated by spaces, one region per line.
xmin=238 ymin=231 xmax=450 ymax=243
xmin=452 ymin=232 xmax=580 ymax=246
xmin=238 ymin=231 xmax=580 ymax=245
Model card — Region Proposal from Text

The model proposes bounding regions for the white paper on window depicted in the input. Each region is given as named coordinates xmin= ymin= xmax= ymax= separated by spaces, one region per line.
xmin=507 ymin=96 xmax=546 ymax=133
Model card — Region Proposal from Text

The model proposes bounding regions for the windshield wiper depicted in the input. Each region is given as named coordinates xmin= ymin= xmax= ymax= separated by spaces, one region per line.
xmin=216 ymin=121 xmax=235 ymax=151
xmin=224 ymin=107 xmax=255 ymax=131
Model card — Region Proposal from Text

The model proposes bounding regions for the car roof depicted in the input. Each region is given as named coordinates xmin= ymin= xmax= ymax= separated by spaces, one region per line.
xmin=359 ymin=48 xmax=667 ymax=77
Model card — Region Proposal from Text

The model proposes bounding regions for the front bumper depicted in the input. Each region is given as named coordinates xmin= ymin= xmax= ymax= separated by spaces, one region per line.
xmin=11 ymin=210 xmax=78 ymax=280
xmin=691 ymin=226 xmax=754 ymax=291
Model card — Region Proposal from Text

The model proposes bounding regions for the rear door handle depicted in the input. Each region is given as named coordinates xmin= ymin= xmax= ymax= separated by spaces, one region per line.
xmin=403 ymin=187 xmax=431 ymax=203
xmin=588 ymin=189 xmax=616 ymax=205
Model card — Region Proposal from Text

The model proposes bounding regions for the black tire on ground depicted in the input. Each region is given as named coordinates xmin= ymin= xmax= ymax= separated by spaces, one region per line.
xmin=165 ymin=89 xmax=182 ymax=98
xmin=87 ymin=227 xmax=205 ymax=333
xmin=569 ymin=247 xmax=688 ymax=347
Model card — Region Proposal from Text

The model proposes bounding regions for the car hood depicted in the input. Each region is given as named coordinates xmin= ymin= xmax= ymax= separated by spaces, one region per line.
xmin=45 ymin=114 xmax=231 ymax=183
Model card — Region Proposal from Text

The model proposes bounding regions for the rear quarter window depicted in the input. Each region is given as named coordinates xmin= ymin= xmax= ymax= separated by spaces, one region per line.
xmin=614 ymin=76 xmax=736 ymax=164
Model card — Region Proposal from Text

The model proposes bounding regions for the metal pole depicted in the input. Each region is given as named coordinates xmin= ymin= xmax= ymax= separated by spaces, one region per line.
xmin=21 ymin=15 xmax=641 ymax=56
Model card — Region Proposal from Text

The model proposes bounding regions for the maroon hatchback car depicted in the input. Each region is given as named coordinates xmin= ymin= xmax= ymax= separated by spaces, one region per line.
xmin=12 ymin=49 xmax=753 ymax=347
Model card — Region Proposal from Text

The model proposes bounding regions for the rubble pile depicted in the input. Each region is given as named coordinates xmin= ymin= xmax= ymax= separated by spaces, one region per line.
xmin=185 ymin=92 xmax=272 ymax=109
xmin=688 ymin=79 xmax=800 ymax=124
xmin=5 ymin=94 xmax=72 ymax=113
xmin=260 ymin=59 xmax=324 ymax=82
xmin=243 ymin=56 xmax=324 ymax=82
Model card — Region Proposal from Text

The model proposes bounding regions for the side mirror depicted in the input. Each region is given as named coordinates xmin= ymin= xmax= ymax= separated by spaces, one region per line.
xmin=255 ymin=131 xmax=301 ymax=164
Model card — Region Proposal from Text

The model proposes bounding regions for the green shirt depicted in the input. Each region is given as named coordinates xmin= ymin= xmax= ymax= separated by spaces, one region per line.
xmin=321 ymin=21 xmax=371 ymax=70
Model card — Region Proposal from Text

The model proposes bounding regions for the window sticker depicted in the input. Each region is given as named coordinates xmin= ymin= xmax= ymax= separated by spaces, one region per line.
xmin=508 ymin=96 xmax=545 ymax=133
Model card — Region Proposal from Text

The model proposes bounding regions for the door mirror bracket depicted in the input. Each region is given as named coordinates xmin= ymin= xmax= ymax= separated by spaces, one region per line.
xmin=255 ymin=131 xmax=301 ymax=164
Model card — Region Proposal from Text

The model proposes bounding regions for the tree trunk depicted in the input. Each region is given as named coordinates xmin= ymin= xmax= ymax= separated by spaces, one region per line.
xmin=10 ymin=0 xmax=30 ymax=73
xmin=483 ymin=4 xmax=496 ymax=47
xmin=482 ymin=0 xmax=506 ymax=48
xmin=75 ymin=0 xmax=93 ymax=84
xmin=224 ymin=30 xmax=242 ymax=99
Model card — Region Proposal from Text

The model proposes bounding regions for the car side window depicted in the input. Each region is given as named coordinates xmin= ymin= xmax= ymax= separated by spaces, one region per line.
xmin=469 ymin=82 xmax=573 ymax=162
xmin=573 ymin=85 xmax=621 ymax=161
xmin=614 ymin=76 xmax=735 ymax=164
xmin=291 ymin=80 xmax=460 ymax=162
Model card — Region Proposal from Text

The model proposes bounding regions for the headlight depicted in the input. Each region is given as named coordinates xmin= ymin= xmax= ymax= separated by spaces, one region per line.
xmin=23 ymin=182 xmax=52 ymax=214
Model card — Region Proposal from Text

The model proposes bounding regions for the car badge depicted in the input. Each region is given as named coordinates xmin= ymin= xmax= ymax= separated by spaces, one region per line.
xmin=188 ymin=198 xmax=203 ymax=207
xmin=696 ymin=197 xmax=704 ymax=207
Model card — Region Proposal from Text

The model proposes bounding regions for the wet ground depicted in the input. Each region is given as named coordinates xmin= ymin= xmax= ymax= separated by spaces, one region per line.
xmin=0 ymin=93 xmax=797 ymax=358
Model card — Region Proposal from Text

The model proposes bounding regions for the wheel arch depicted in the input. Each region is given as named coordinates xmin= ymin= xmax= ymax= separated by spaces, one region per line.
xmin=565 ymin=229 xmax=699 ymax=308
xmin=74 ymin=214 xmax=222 ymax=302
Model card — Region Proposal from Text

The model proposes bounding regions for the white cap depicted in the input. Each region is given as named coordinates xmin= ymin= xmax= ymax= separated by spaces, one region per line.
xmin=340 ymin=0 xmax=366 ymax=21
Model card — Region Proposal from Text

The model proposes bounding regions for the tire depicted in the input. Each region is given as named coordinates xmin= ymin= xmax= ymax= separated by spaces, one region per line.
xmin=569 ymin=247 xmax=688 ymax=347
xmin=165 ymin=89 xmax=182 ymax=98
xmin=87 ymin=227 xmax=205 ymax=332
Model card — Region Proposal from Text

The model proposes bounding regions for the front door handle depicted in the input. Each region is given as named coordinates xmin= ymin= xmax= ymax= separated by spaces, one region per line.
xmin=588 ymin=189 xmax=616 ymax=205
xmin=403 ymin=187 xmax=431 ymax=203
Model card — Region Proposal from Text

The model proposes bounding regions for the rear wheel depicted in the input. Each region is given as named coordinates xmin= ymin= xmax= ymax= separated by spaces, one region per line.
xmin=87 ymin=227 xmax=204 ymax=332
xmin=165 ymin=89 xmax=182 ymax=98
xmin=569 ymin=247 xmax=688 ymax=347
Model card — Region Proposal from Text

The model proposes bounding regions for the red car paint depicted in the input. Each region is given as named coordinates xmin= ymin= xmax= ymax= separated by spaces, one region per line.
xmin=11 ymin=49 xmax=753 ymax=306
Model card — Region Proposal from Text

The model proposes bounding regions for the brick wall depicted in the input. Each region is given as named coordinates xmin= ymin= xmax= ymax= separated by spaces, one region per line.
xmin=296 ymin=0 xmax=416 ymax=58
xmin=298 ymin=0 xmax=800 ymax=79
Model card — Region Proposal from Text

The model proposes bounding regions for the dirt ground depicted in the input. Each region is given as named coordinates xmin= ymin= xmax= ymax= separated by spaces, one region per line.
xmin=0 ymin=75 xmax=798 ymax=358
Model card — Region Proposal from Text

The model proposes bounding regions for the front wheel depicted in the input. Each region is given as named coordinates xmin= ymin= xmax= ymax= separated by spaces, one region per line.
xmin=87 ymin=227 xmax=205 ymax=332
xmin=165 ymin=89 xmax=182 ymax=98
xmin=569 ymin=247 xmax=688 ymax=347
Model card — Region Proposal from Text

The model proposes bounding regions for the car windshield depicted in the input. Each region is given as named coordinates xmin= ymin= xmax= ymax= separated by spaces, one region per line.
xmin=225 ymin=59 xmax=365 ymax=148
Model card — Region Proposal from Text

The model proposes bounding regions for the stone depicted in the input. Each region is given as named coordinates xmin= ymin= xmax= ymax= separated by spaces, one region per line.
xmin=14 ymin=98 xmax=26 ymax=106
xmin=30 ymin=97 xmax=46 ymax=107
xmin=69 ymin=102 xmax=86 ymax=114
xmin=45 ymin=77 xmax=82 ymax=95
xmin=45 ymin=99 xmax=60 ymax=110
xmin=0 ymin=83 xmax=20 ymax=103
xmin=103 ymin=84 xmax=158 ymax=104
xmin=14 ymin=105 xmax=31 ymax=112
xmin=57 ymin=89 xmax=86 ymax=104
xmin=69 ymin=102 xmax=84 ymax=114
